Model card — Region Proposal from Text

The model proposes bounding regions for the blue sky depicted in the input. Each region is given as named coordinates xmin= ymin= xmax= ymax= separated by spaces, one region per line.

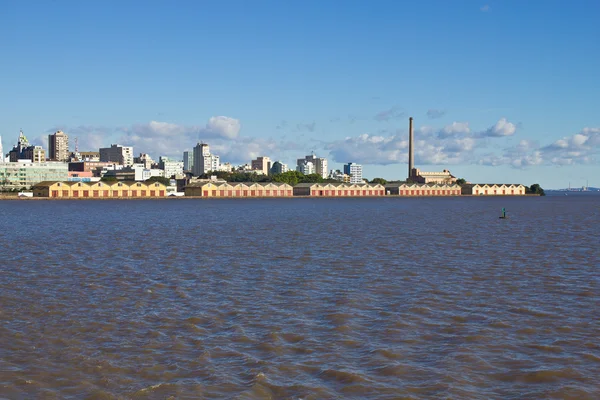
xmin=1 ymin=0 xmax=599 ymax=188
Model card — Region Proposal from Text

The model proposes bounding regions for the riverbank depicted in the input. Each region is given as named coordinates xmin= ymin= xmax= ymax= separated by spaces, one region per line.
xmin=0 ymin=194 xmax=541 ymax=200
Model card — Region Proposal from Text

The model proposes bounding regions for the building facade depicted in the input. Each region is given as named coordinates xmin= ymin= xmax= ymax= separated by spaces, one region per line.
xmin=32 ymin=181 xmax=168 ymax=198
xmin=385 ymin=183 xmax=462 ymax=196
xmin=297 ymin=154 xmax=327 ymax=178
xmin=8 ymin=130 xmax=31 ymax=162
xmin=99 ymin=144 xmax=134 ymax=166
xmin=251 ymin=156 xmax=271 ymax=175
xmin=70 ymin=151 xmax=100 ymax=162
xmin=0 ymin=161 xmax=69 ymax=189
xmin=343 ymin=163 xmax=363 ymax=184
xmin=293 ymin=183 xmax=385 ymax=197
xmin=134 ymin=153 xmax=155 ymax=169
xmin=185 ymin=181 xmax=294 ymax=197
xmin=22 ymin=146 xmax=46 ymax=163
xmin=329 ymin=170 xmax=351 ymax=183
xmin=297 ymin=160 xmax=314 ymax=175
xmin=48 ymin=130 xmax=69 ymax=161
xmin=270 ymin=161 xmax=288 ymax=175
xmin=183 ymin=150 xmax=193 ymax=171
xmin=409 ymin=168 xmax=457 ymax=184
xmin=461 ymin=184 xmax=526 ymax=196
xmin=192 ymin=143 xmax=220 ymax=176
xmin=8 ymin=130 xmax=47 ymax=163
xmin=162 ymin=161 xmax=184 ymax=178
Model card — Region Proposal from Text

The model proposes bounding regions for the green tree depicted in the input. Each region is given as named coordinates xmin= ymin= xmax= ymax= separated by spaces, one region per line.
xmin=528 ymin=183 xmax=545 ymax=196
xmin=272 ymin=170 xmax=303 ymax=186
xmin=100 ymin=176 xmax=118 ymax=182
xmin=145 ymin=176 xmax=171 ymax=186
xmin=456 ymin=178 xmax=467 ymax=186
xmin=370 ymin=177 xmax=387 ymax=185
xmin=299 ymin=173 xmax=324 ymax=183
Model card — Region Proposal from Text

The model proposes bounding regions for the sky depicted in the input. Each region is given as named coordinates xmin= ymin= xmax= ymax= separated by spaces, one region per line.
xmin=1 ymin=0 xmax=599 ymax=189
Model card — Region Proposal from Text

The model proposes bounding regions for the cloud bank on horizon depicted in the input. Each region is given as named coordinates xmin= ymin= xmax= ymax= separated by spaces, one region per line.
xmin=43 ymin=115 xmax=600 ymax=170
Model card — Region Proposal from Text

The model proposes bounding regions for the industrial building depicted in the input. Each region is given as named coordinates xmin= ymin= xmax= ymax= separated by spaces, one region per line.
xmin=185 ymin=181 xmax=294 ymax=197
xmin=406 ymin=117 xmax=457 ymax=184
xmin=461 ymin=184 xmax=526 ymax=196
xmin=385 ymin=183 xmax=462 ymax=196
xmin=32 ymin=181 xmax=167 ymax=198
xmin=292 ymin=183 xmax=385 ymax=197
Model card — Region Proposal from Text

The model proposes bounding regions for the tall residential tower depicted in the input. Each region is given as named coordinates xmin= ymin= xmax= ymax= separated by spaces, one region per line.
xmin=48 ymin=130 xmax=69 ymax=161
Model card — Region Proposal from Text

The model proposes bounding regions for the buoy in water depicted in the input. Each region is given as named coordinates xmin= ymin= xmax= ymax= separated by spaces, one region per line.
xmin=499 ymin=207 xmax=507 ymax=219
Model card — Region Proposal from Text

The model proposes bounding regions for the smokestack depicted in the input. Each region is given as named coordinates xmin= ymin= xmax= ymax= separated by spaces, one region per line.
xmin=408 ymin=117 xmax=414 ymax=179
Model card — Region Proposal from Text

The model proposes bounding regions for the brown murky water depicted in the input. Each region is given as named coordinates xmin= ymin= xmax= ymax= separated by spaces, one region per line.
xmin=1 ymin=195 xmax=599 ymax=399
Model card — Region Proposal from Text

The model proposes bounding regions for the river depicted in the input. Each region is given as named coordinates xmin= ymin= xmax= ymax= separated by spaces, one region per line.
xmin=1 ymin=195 xmax=599 ymax=399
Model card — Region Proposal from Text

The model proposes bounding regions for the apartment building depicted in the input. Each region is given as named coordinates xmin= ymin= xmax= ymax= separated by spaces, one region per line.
xmin=99 ymin=144 xmax=134 ymax=166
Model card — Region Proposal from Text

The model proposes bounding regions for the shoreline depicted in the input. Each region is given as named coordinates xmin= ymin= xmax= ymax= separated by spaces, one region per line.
xmin=0 ymin=194 xmax=541 ymax=201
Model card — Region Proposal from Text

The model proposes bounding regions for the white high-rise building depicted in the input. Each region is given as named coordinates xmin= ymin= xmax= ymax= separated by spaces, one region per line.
xmin=0 ymin=135 xmax=4 ymax=163
xmin=192 ymin=143 xmax=220 ymax=176
xmin=344 ymin=162 xmax=363 ymax=184
xmin=99 ymin=144 xmax=133 ymax=166
xmin=298 ymin=161 xmax=314 ymax=175
xmin=297 ymin=153 xmax=327 ymax=178
xmin=159 ymin=156 xmax=184 ymax=178
xmin=210 ymin=155 xmax=220 ymax=172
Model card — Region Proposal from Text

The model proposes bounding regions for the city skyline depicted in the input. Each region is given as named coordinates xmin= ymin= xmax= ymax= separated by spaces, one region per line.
xmin=2 ymin=1 xmax=599 ymax=189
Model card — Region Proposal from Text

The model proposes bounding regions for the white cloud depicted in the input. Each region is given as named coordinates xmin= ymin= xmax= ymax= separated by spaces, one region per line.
xmin=325 ymin=118 xmax=520 ymax=166
xmin=481 ymin=118 xmax=517 ymax=137
xmin=439 ymin=121 xmax=471 ymax=138
xmin=205 ymin=116 xmax=241 ymax=139
xmin=326 ymin=129 xmax=477 ymax=166
xmin=118 ymin=116 xmax=241 ymax=156
xmin=477 ymin=127 xmax=600 ymax=168
xmin=210 ymin=138 xmax=300 ymax=164
xmin=539 ymin=127 xmax=600 ymax=165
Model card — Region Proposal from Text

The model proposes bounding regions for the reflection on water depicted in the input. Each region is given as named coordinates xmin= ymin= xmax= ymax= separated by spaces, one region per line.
xmin=1 ymin=196 xmax=599 ymax=399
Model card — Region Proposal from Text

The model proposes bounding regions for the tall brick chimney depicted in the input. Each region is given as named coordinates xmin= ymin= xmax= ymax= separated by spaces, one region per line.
xmin=408 ymin=117 xmax=414 ymax=180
